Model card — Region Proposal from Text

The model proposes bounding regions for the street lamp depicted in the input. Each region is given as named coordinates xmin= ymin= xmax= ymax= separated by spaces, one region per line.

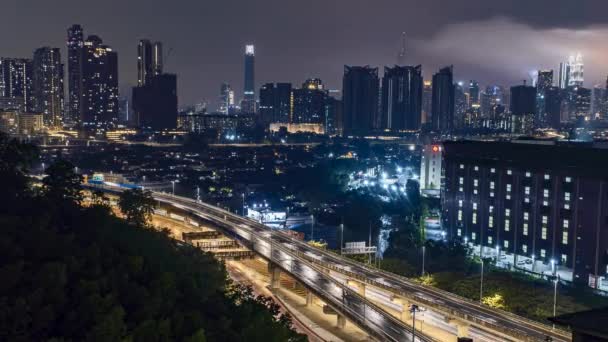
xmin=552 ymin=275 xmax=560 ymax=328
xmin=410 ymin=304 xmax=423 ymax=341
xmin=480 ymin=258 xmax=485 ymax=303
xmin=551 ymin=259 xmax=557 ymax=276
xmin=171 ymin=181 xmax=176 ymax=196
xmin=310 ymin=215 xmax=314 ymax=242
xmin=242 ymin=193 xmax=245 ymax=216
xmin=421 ymin=245 xmax=426 ymax=276
xmin=340 ymin=221 xmax=344 ymax=255
xmin=196 ymin=186 xmax=201 ymax=203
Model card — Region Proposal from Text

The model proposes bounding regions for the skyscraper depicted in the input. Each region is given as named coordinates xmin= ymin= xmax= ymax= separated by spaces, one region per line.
xmin=537 ymin=70 xmax=553 ymax=93
xmin=258 ymin=83 xmax=293 ymax=124
xmin=293 ymin=79 xmax=327 ymax=124
xmin=468 ymin=80 xmax=480 ymax=108
xmin=342 ymin=65 xmax=379 ymax=136
xmin=137 ymin=40 xmax=163 ymax=87
xmin=32 ymin=47 xmax=64 ymax=127
xmin=0 ymin=58 xmax=33 ymax=112
xmin=220 ymin=83 xmax=235 ymax=114
xmin=558 ymin=61 xmax=570 ymax=89
xmin=431 ymin=66 xmax=455 ymax=133
xmin=544 ymin=86 xmax=563 ymax=129
xmin=380 ymin=65 xmax=422 ymax=131
xmin=536 ymin=70 xmax=553 ymax=126
xmin=454 ymin=82 xmax=467 ymax=129
xmin=421 ymin=80 xmax=432 ymax=124
xmin=242 ymin=44 xmax=256 ymax=113
xmin=67 ymin=24 xmax=83 ymax=123
xmin=568 ymin=53 xmax=584 ymax=87
xmin=81 ymin=35 xmax=118 ymax=126
xmin=510 ymin=83 xmax=536 ymax=134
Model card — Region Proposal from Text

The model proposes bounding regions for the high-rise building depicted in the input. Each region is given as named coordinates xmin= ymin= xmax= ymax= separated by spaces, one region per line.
xmin=537 ymin=70 xmax=553 ymax=93
xmin=81 ymin=35 xmax=118 ymax=127
xmin=242 ymin=44 xmax=256 ymax=113
xmin=573 ymin=87 xmax=591 ymax=120
xmin=293 ymin=79 xmax=327 ymax=124
xmin=132 ymin=73 xmax=177 ymax=130
xmin=454 ymin=82 xmax=467 ymax=129
xmin=220 ymin=83 xmax=235 ymax=114
xmin=536 ymin=70 xmax=554 ymax=127
xmin=591 ymin=86 xmax=607 ymax=120
xmin=380 ymin=65 xmax=422 ymax=131
xmin=0 ymin=58 xmax=33 ymax=113
xmin=544 ymin=87 xmax=563 ymax=129
xmin=67 ymin=24 xmax=84 ymax=123
xmin=258 ymin=83 xmax=293 ymax=124
xmin=342 ymin=65 xmax=379 ymax=136
xmin=431 ymin=66 xmax=455 ymax=133
xmin=510 ymin=83 xmax=536 ymax=134
xmin=468 ymin=80 xmax=480 ymax=108
xmin=422 ymin=80 xmax=432 ymax=125
xmin=137 ymin=40 xmax=163 ymax=87
xmin=568 ymin=53 xmax=584 ymax=87
xmin=32 ymin=47 xmax=64 ymax=127
xmin=558 ymin=61 xmax=570 ymax=89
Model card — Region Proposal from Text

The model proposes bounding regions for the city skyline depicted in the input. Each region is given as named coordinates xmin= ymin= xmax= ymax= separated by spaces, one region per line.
xmin=4 ymin=1 xmax=608 ymax=108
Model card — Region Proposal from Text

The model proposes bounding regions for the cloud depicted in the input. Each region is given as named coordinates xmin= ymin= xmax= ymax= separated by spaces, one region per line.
xmin=415 ymin=17 xmax=608 ymax=86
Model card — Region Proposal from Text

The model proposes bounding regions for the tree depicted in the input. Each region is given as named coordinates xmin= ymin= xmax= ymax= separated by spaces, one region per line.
xmin=0 ymin=133 xmax=38 ymax=211
xmin=42 ymin=159 xmax=83 ymax=205
xmin=118 ymin=188 xmax=156 ymax=227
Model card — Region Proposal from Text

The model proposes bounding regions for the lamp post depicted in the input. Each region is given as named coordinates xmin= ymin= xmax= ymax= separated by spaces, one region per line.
xmin=340 ymin=221 xmax=344 ymax=255
xmin=242 ymin=193 xmax=245 ymax=216
xmin=171 ymin=181 xmax=176 ymax=196
xmin=310 ymin=215 xmax=314 ymax=242
xmin=421 ymin=245 xmax=426 ymax=276
xmin=552 ymin=274 xmax=560 ymax=328
xmin=196 ymin=186 xmax=200 ymax=203
xmin=480 ymin=258 xmax=485 ymax=303
xmin=410 ymin=304 xmax=422 ymax=341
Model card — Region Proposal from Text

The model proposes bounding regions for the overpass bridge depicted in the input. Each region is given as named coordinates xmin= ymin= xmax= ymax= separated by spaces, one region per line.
xmin=88 ymin=184 xmax=571 ymax=342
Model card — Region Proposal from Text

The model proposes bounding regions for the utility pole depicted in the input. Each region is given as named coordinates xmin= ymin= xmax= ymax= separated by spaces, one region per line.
xmin=480 ymin=258 xmax=485 ymax=303
xmin=410 ymin=304 xmax=421 ymax=341
xmin=340 ymin=217 xmax=344 ymax=255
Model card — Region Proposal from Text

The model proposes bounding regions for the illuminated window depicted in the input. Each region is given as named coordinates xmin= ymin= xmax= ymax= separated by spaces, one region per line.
xmin=504 ymin=219 xmax=510 ymax=231
xmin=506 ymin=184 xmax=512 ymax=192
xmin=541 ymin=227 xmax=547 ymax=240
xmin=525 ymin=186 xmax=530 ymax=195
xmin=458 ymin=210 xmax=463 ymax=221
xmin=489 ymin=216 xmax=494 ymax=228
xmin=472 ymin=232 xmax=476 ymax=240
xmin=473 ymin=189 xmax=478 ymax=195
xmin=507 ymin=170 xmax=512 ymax=175
xmin=541 ymin=249 xmax=546 ymax=258
xmin=564 ymin=203 xmax=570 ymax=210
xmin=457 ymin=228 xmax=462 ymax=236
xmin=506 ymin=194 xmax=511 ymax=200
xmin=505 ymin=209 xmax=511 ymax=217
xmin=488 ymin=236 xmax=493 ymax=244
xmin=524 ymin=198 xmax=530 ymax=203
xmin=522 ymin=244 xmax=528 ymax=253
xmin=565 ymin=177 xmax=572 ymax=183
xmin=490 ymin=192 xmax=494 ymax=197
xmin=472 ymin=213 xmax=477 ymax=224
xmin=458 ymin=200 xmax=463 ymax=207
xmin=563 ymin=220 xmax=569 ymax=229
xmin=543 ymin=189 xmax=549 ymax=198
xmin=474 ymin=166 xmax=479 ymax=171
xmin=460 ymin=164 xmax=464 ymax=169
xmin=561 ymin=254 xmax=567 ymax=263
xmin=459 ymin=187 xmax=463 ymax=192
xmin=562 ymin=232 xmax=568 ymax=245
xmin=544 ymin=174 xmax=550 ymax=180
xmin=564 ymin=192 xmax=571 ymax=201
xmin=473 ymin=202 xmax=478 ymax=210
xmin=490 ymin=181 xmax=495 ymax=190
xmin=525 ymin=172 xmax=531 ymax=177
xmin=490 ymin=168 xmax=496 ymax=173
xmin=474 ymin=179 xmax=479 ymax=187
xmin=489 ymin=205 xmax=494 ymax=213
xmin=543 ymin=200 xmax=549 ymax=206
xmin=542 ymin=216 xmax=548 ymax=224
xmin=523 ymin=223 xmax=529 ymax=236
xmin=504 ymin=240 xmax=509 ymax=248
xmin=459 ymin=177 xmax=464 ymax=185
xmin=523 ymin=212 xmax=529 ymax=220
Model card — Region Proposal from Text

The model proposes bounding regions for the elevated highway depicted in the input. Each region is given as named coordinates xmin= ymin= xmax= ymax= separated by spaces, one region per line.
xmin=89 ymin=184 xmax=571 ymax=342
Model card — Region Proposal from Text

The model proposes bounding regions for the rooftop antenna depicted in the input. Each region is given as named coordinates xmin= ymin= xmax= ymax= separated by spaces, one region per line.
xmin=397 ymin=32 xmax=406 ymax=65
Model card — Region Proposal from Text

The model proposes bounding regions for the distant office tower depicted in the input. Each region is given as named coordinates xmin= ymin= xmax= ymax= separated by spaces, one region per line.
xmin=137 ymin=40 xmax=163 ymax=86
xmin=32 ymin=47 xmax=64 ymax=126
xmin=468 ymin=80 xmax=480 ymax=108
xmin=324 ymin=96 xmax=341 ymax=135
xmin=380 ymin=65 xmax=422 ymax=131
xmin=342 ymin=65 xmax=379 ymax=136
xmin=419 ymin=144 xmax=442 ymax=195
xmin=568 ymin=53 xmax=584 ymax=87
xmin=220 ymin=83 xmax=235 ymax=114
xmin=573 ymin=87 xmax=591 ymax=120
xmin=242 ymin=44 xmax=256 ymax=113
xmin=536 ymin=70 xmax=554 ymax=127
xmin=431 ymin=66 xmax=455 ymax=133
xmin=0 ymin=58 xmax=33 ymax=112
xmin=510 ymin=83 xmax=536 ymax=134
xmin=67 ymin=24 xmax=84 ymax=123
xmin=258 ymin=83 xmax=293 ymax=124
xmin=81 ymin=35 xmax=119 ymax=126
xmin=293 ymin=79 xmax=327 ymax=124
xmin=591 ymin=86 xmax=607 ymax=120
xmin=558 ymin=61 xmax=570 ymax=89
xmin=454 ymin=82 xmax=467 ymax=129
xmin=421 ymin=80 xmax=432 ymax=124
xmin=545 ymin=86 xmax=563 ymax=128
xmin=132 ymin=74 xmax=177 ymax=130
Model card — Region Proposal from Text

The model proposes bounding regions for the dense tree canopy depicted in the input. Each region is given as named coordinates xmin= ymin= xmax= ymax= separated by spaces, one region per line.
xmin=0 ymin=135 xmax=306 ymax=342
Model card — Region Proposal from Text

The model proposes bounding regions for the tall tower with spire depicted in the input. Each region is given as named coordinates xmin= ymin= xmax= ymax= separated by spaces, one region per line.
xmin=397 ymin=32 xmax=406 ymax=66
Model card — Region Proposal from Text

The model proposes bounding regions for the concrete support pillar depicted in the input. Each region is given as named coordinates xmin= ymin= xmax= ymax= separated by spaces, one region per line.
xmin=337 ymin=314 xmax=346 ymax=329
xmin=457 ymin=323 xmax=470 ymax=338
xmin=401 ymin=302 xmax=412 ymax=321
xmin=306 ymin=291 xmax=314 ymax=307
xmin=268 ymin=263 xmax=281 ymax=289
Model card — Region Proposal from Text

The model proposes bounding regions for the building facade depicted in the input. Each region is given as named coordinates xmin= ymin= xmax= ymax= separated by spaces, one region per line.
xmin=380 ymin=65 xmax=422 ymax=131
xmin=442 ymin=141 xmax=608 ymax=290
xmin=242 ymin=44 xmax=256 ymax=113
xmin=132 ymin=74 xmax=177 ymax=130
xmin=431 ymin=66 xmax=455 ymax=133
xmin=342 ymin=65 xmax=379 ymax=136
xmin=0 ymin=58 xmax=33 ymax=113
xmin=67 ymin=24 xmax=84 ymax=123
xmin=32 ymin=47 xmax=64 ymax=127
xmin=137 ymin=39 xmax=162 ymax=87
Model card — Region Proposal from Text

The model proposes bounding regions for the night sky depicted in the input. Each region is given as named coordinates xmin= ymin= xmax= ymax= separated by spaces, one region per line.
xmin=4 ymin=0 xmax=608 ymax=109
